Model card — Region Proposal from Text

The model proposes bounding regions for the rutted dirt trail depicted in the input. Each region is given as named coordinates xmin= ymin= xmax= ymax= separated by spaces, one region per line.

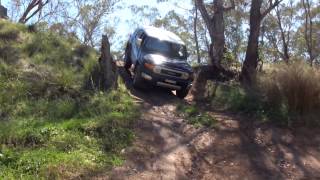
xmin=96 ymin=65 xmax=320 ymax=180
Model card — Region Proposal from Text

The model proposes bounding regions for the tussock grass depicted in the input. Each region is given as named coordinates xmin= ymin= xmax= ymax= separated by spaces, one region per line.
xmin=0 ymin=20 xmax=27 ymax=41
xmin=259 ymin=62 xmax=320 ymax=125
xmin=209 ymin=62 xmax=320 ymax=126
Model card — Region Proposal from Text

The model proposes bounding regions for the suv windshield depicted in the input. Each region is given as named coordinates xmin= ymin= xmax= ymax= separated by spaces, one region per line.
xmin=143 ymin=37 xmax=187 ymax=60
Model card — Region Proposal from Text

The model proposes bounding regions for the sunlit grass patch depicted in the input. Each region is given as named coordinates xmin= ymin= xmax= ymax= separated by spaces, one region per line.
xmin=0 ymin=90 xmax=139 ymax=178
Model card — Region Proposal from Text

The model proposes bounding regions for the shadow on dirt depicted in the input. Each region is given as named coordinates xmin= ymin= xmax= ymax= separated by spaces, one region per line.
xmin=186 ymin=115 xmax=320 ymax=180
xmin=109 ymin=64 xmax=320 ymax=180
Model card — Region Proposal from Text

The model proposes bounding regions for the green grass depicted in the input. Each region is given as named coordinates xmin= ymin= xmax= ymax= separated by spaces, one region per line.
xmin=0 ymin=21 xmax=140 ymax=178
xmin=209 ymin=83 xmax=284 ymax=123
xmin=176 ymin=103 xmax=217 ymax=128
xmin=0 ymin=89 xmax=139 ymax=179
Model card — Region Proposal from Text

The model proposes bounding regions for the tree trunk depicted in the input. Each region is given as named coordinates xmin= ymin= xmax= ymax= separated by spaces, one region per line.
xmin=100 ymin=35 xmax=118 ymax=90
xmin=86 ymin=35 xmax=118 ymax=90
xmin=196 ymin=0 xmax=234 ymax=76
xmin=211 ymin=1 xmax=225 ymax=67
xmin=276 ymin=7 xmax=290 ymax=63
xmin=302 ymin=0 xmax=314 ymax=66
xmin=194 ymin=2 xmax=201 ymax=64
xmin=192 ymin=0 xmax=235 ymax=101
xmin=240 ymin=0 xmax=262 ymax=85
xmin=240 ymin=0 xmax=282 ymax=85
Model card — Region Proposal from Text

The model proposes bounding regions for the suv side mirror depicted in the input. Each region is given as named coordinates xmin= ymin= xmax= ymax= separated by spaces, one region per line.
xmin=136 ymin=38 xmax=142 ymax=47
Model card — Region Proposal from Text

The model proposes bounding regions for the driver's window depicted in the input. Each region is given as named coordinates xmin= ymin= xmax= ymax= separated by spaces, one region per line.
xmin=172 ymin=44 xmax=185 ymax=58
xmin=135 ymin=31 xmax=144 ymax=47
xmin=136 ymin=31 xmax=142 ymax=40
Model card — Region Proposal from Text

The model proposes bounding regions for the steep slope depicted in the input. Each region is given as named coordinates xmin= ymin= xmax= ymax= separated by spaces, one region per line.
xmin=0 ymin=20 xmax=139 ymax=179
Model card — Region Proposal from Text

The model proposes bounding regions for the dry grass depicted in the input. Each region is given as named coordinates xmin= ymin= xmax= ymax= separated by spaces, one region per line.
xmin=259 ymin=62 xmax=320 ymax=125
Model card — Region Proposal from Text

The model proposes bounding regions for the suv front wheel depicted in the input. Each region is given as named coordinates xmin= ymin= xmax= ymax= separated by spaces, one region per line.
xmin=132 ymin=65 xmax=144 ymax=89
xmin=124 ymin=43 xmax=132 ymax=75
xmin=176 ymin=88 xmax=190 ymax=99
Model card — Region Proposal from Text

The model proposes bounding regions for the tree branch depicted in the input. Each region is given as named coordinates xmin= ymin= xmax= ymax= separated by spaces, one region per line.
xmin=195 ymin=0 xmax=212 ymax=30
xmin=261 ymin=0 xmax=282 ymax=18
xmin=24 ymin=0 xmax=49 ymax=23
xmin=19 ymin=0 xmax=50 ymax=23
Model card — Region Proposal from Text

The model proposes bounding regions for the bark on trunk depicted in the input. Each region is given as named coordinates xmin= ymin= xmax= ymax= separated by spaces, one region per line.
xmin=100 ymin=35 xmax=118 ymax=90
xmin=276 ymin=7 xmax=290 ymax=63
xmin=198 ymin=0 xmax=226 ymax=67
xmin=302 ymin=0 xmax=314 ymax=66
xmin=86 ymin=35 xmax=118 ymax=90
xmin=240 ymin=0 xmax=262 ymax=85
xmin=194 ymin=2 xmax=201 ymax=64
xmin=192 ymin=0 xmax=235 ymax=100
xmin=196 ymin=0 xmax=235 ymax=75
xmin=240 ymin=0 xmax=282 ymax=85
xmin=211 ymin=1 xmax=225 ymax=67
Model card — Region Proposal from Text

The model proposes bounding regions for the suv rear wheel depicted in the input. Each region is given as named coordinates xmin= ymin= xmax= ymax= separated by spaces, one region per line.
xmin=176 ymin=88 xmax=190 ymax=99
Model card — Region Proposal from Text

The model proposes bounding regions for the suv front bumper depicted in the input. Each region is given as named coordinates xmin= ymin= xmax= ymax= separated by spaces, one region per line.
xmin=139 ymin=65 xmax=193 ymax=90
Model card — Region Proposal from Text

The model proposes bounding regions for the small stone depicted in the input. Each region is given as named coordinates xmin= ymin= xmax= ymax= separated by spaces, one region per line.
xmin=121 ymin=149 xmax=126 ymax=154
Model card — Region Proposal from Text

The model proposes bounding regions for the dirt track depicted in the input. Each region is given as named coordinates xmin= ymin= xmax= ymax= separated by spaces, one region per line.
xmin=96 ymin=65 xmax=320 ymax=180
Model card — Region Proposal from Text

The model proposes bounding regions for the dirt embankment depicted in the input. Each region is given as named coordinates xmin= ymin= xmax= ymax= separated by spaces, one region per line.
xmin=97 ymin=66 xmax=320 ymax=180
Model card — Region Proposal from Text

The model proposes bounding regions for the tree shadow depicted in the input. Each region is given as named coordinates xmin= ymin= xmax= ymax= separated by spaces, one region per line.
xmin=99 ymin=66 xmax=320 ymax=179
xmin=185 ymin=114 xmax=320 ymax=179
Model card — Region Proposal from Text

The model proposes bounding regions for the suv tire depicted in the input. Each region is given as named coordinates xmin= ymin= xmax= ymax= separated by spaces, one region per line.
xmin=132 ymin=64 xmax=144 ymax=89
xmin=124 ymin=43 xmax=132 ymax=75
xmin=176 ymin=88 xmax=189 ymax=99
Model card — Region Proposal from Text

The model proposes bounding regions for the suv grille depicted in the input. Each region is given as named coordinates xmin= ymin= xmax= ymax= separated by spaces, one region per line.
xmin=153 ymin=66 xmax=188 ymax=80
xmin=161 ymin=69 xmax=181 ymax=77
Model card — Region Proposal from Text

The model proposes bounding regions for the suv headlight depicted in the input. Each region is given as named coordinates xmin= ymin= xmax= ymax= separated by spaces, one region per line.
xmin=144 ymin=54 xmax=166 ymax=65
